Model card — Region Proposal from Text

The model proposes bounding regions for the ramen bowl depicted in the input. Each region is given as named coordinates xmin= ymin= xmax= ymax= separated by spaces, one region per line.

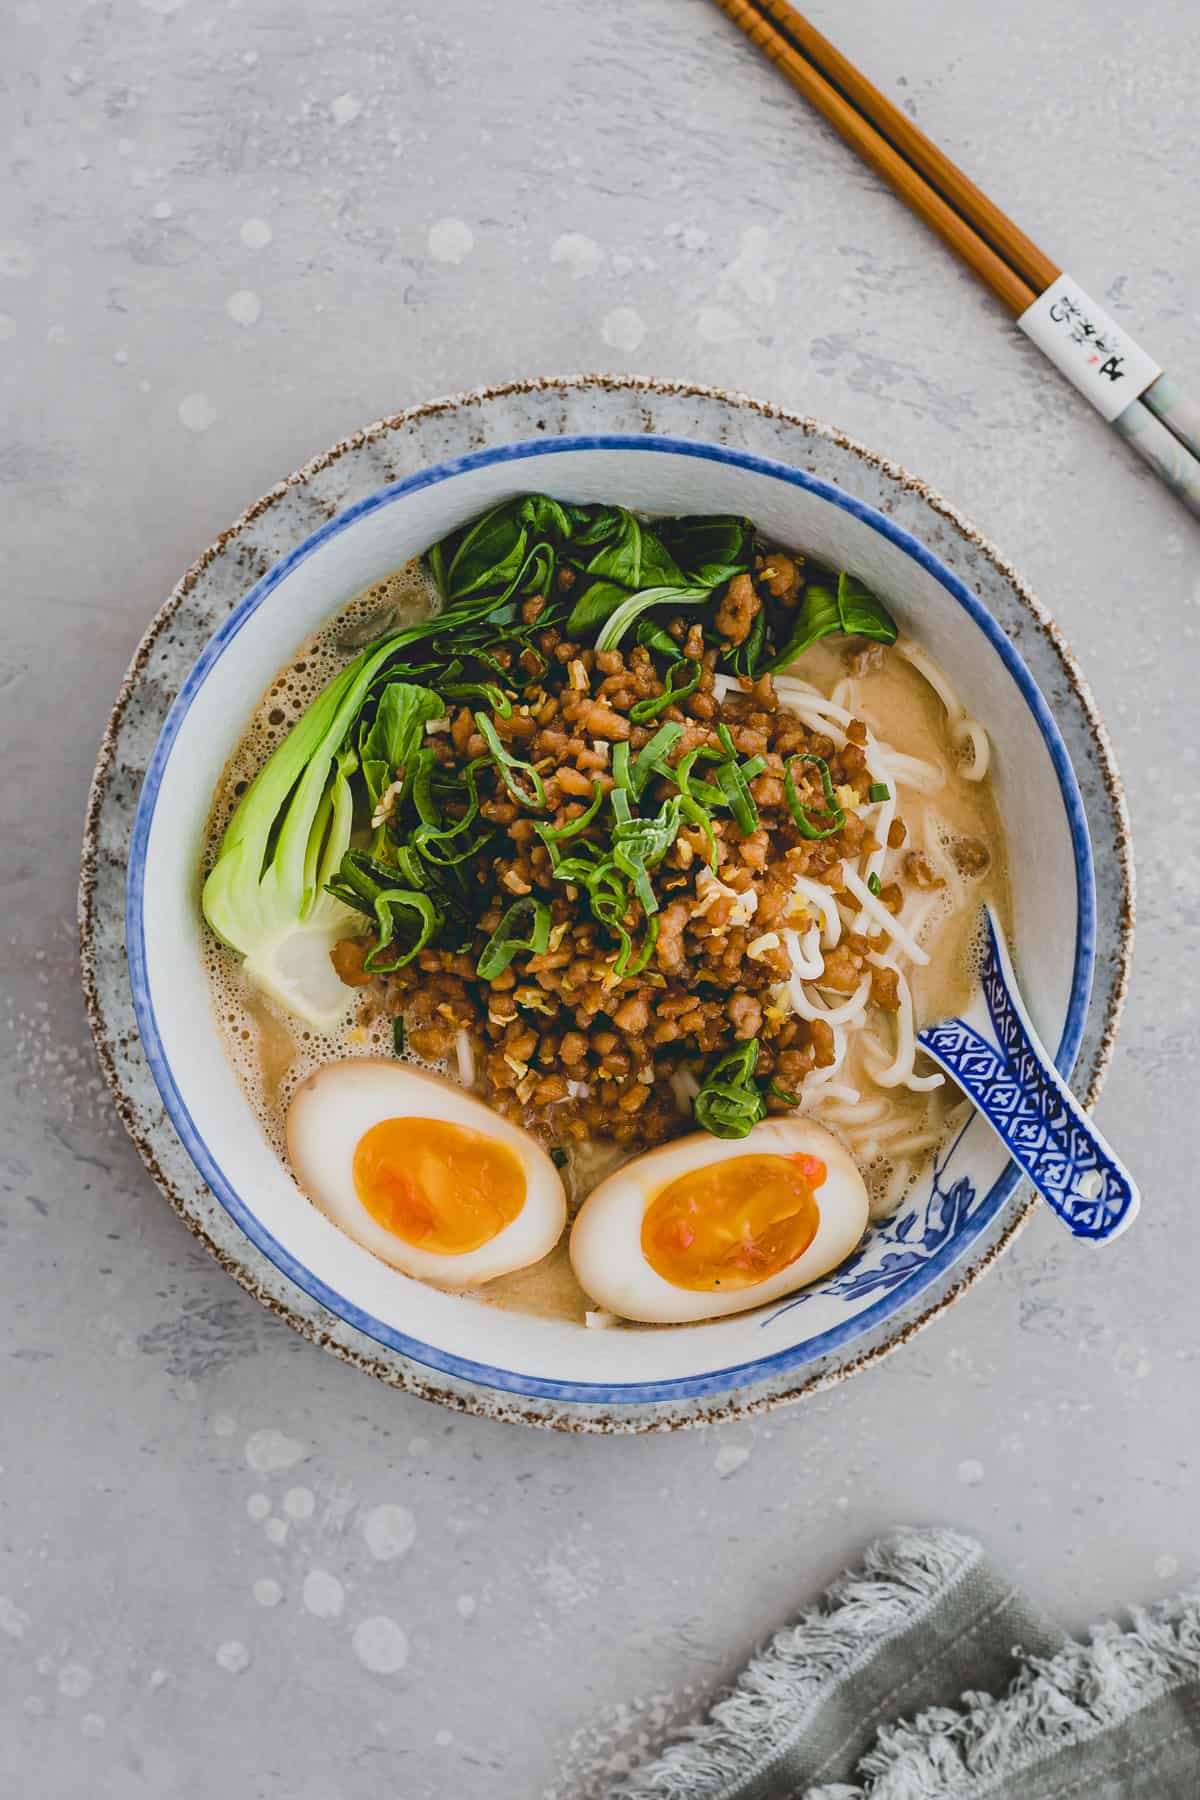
xmin=101 ymin=383 xmax=1124 ymax=1430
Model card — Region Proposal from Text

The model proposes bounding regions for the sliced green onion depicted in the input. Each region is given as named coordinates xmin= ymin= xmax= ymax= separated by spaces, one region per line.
xmin=362 ymin=891 xmax=439 ymax=973
xmin=474 ymin=712 xmax=546 ymax=810
xmin=612 ymin=797 xmax=682 ymax=918
xmin=614 ymin=846 xmax=657 ymax=915
xmin=484 ymin=683 xmax=514 ymax=718
xmin=868 ymin=782 xmax=891 ymax=804
xmin=715 ymin=759 xmax=758 ymax=834
xmin=629 ymin=658 xmax=702 ymax=723
xmin=586 ymin=865 xmax=634 ymax=972
xmin=610 ymin=740 xmax=634 ymax=829
xmin=325 ymin=851 xmax=443 ymax=973
xmin=693 ymin=1040 xmax=766 ymax=1139
xmin=415 ymin=821 xmax=496 ymax=867
xmin=631 ymin=721 xmax=685 ymax=796
xmin=476 ymin=897 xmax=552 ymax=980
xmin=714 ymin=728 xmax=759 ymax=834
xmin=541 ymin=841 xmax=601 ymax=882
xmin=678 ymin=794 xmax=718 ymax=870
xmin=388 ymin=844 xmax=430 ymax=891
xmin=536 ymin=779 xmax=605 ymax=844
xmin=412 ymin=757 xmax=494 ymax=865
xmin=767 ymin=1079 xmax=800 ymax=1106
xmin=608 ymin=917 xmax=634 ymax=976
xmin=672 ymin=744 xmax=704 ymax=792
xmin=673 ymin=744 xmax=724 ymax=810
xmin=587 ymin=863 xmax=631 ymax=925
xmin=391 ymin=1017 xmax=406 ymax=1057
xmin=867 ymin=871 xmax=882 ymax=897
xmin=623 ymin=915 xmax=660 ymax=977
xmin=784 ymin=753 xmax=846 ymax=841
xmin=439 ymin=680 xmax=513 ymax=717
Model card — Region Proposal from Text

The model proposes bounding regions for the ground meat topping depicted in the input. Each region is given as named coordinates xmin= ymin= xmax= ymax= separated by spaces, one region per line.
xmin=714 ymin=572 xmax=762 ymax=646
xmin=333 ymin=542 xmax=901 ymax=1150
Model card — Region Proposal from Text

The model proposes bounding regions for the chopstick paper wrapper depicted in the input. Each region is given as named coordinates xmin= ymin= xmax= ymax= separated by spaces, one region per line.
xmin=1019 ymin=275 xmax=1160 ymax=420
xmin=1020 ymin=275 xmax=1200 ymax=512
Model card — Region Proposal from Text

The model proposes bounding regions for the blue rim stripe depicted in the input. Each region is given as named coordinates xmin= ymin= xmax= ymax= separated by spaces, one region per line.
xmin=126 ymin=433 xmax=1096 ymax=1406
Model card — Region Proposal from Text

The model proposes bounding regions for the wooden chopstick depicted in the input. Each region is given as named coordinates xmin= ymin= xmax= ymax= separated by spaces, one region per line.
xmin=748 ymin=0 xmax=1061 ymax=298
xmin=711 ymin=0 xmax=1200 ymax=519
xmin=708 ymin=0 xmax=1035 ymax=317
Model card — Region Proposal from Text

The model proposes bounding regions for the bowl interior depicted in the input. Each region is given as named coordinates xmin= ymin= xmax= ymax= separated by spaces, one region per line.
xmin=129 ymin=437 xmax=1093 ymax=1404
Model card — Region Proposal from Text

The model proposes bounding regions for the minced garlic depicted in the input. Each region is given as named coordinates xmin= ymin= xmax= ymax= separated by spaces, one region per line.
xmin=370 ymin=777 xmax=405 ymax=830
xmin=693 ymin=866 xmax=759 ymax=927
xmin=513 ymin=986 xmax=554 ymax=1014
xmin=747 ymin=930 xmax=781 ymax=960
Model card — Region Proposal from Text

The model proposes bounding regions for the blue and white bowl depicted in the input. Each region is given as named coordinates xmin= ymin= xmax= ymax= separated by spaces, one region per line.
xmin=85 ymin=377 xmax=1132 ymax=1430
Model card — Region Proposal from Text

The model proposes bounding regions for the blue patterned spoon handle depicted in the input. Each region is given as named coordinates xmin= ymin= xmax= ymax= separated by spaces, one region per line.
xmin=918 ymin=906 xmax=1139 ymax=1242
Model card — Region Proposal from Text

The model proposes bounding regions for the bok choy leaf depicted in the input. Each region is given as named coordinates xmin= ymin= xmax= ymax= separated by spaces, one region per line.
xmin=201 ymin=639 xmax=438 ymax=1029
xmin=761 ymin=573 xmax=897 ymax=673
xmin=359 ymin=681 xmax=445 ymax=816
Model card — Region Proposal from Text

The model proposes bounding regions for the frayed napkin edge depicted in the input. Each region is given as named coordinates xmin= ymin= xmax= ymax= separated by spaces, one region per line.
xmin=613 ymin=1525 xmax=986 ymax=1800
xmin=809 ymin=1589 xmax=1200 ymax=1799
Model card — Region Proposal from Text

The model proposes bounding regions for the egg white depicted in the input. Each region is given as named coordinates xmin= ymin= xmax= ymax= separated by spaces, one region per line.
xmin=287 ymin=1059 xmax=566 ymax=1285
xmin=569 ymin=1118 xmax=868 ymax=1323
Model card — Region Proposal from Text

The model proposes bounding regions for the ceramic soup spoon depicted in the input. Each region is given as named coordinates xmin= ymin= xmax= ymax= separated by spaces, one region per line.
xmin=918 ymin=905 xmax=1138 ymax=1242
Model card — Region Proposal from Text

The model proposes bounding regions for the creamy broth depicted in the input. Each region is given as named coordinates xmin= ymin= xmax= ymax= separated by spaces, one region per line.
xmin=205 ymin=558 xmax=1009 ymax=1327
xmin=782 ymin=639 xmax=1009 ymax=1219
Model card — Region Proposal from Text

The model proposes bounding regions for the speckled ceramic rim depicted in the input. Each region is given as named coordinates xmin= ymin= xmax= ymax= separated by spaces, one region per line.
xmin=123 ymin=430 xmax=1095 ymax=1406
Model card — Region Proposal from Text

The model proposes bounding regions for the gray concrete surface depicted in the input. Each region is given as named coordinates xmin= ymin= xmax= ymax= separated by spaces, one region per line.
xmin=2 ymin=1 xmax=1197 ymax=1794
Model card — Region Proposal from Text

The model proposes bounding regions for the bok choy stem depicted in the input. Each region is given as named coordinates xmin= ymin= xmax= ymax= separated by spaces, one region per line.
xmin=201 ymin=639 xmax=434 ymax=1028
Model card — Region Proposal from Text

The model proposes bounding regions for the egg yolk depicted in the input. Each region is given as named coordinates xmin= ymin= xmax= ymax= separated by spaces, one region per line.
xmin=352 ymin=1116 xmax=525 ymax=1255
xmin=641 ymin=1153 xmax=826 ymax=1292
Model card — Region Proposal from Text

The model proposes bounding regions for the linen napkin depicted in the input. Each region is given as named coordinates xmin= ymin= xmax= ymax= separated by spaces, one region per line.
xmin=614 ymin=1528 xmax=1200 ymax=1799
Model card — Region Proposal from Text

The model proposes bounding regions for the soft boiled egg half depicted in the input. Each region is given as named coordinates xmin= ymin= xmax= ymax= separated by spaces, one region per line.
xmin=569 ymin=1118 xmax=868 ymax=1323
xmin=287 ymin=1060 xmax=566 ymax=1285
